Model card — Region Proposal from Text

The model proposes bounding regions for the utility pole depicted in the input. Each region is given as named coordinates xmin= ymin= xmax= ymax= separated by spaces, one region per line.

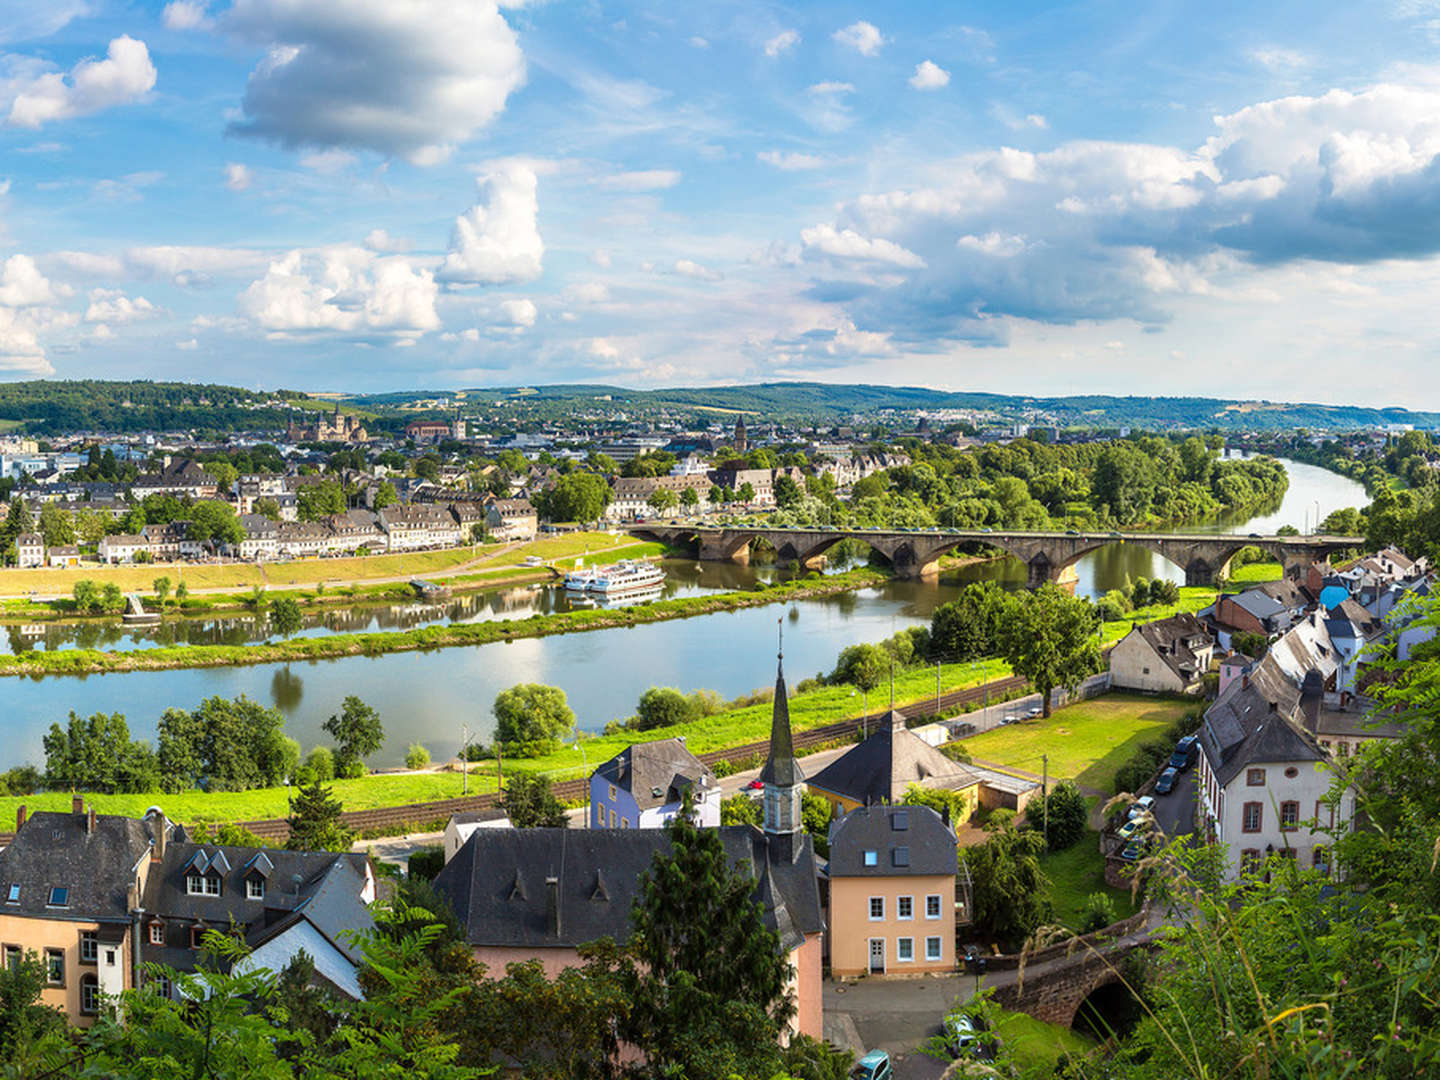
xmin=461 ymin=722 xmax=470 ymax=795
xmin=936 ymin=660 xmax=941 ymax=716
xmin=1042 ymin=754 xmax=1049 ymax=847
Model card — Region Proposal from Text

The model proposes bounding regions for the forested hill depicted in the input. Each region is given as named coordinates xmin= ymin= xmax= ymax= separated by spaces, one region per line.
xmin=363 ymin=382 xmax=1440 ymax=432
xmin=0 ymin=381 xmax=306 ymax=435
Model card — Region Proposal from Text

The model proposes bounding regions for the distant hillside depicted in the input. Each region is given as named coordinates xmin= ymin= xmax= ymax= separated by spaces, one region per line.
xmin=0 ymin=380 xmax=298 ymax=435
xmin=352 ymin=383 xmax=1440 ymax=433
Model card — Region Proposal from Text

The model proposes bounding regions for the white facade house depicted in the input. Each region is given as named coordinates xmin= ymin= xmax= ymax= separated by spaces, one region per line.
xmin=15 ymin=532 xmax=44 ymax=568
xmin=442 ymin=810 xmax=512 ymax=863
xmin=589 ymin=738 xmax=720 ymax=830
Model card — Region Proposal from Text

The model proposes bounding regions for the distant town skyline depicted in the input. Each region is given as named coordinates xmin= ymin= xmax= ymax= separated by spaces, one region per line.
xmin=3 ymin=1 xmax=1440 ymax=405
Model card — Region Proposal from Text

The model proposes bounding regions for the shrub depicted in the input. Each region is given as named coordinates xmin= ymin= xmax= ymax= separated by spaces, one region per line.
xmin=1078 ymin=891 xmax=1118 ymax=934
xmin=404 ymin=743 xmax=431 ymax=770
xmin=338 ymin=758 xmax=367 ymax=779
xmin=305 ymin=746 xmax=334 ymax=782
xmin=1034 ymin=780 xmax=1088 ymax=850
xmin=635 ymin=686 xmax=699 ymax=731
xmin=407 ymin=845 xmax=445 ymax=881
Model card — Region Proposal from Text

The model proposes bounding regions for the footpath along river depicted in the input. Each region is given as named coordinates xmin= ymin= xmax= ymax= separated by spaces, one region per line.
xmin=0 ymin=457 xmax=1366 ymax=768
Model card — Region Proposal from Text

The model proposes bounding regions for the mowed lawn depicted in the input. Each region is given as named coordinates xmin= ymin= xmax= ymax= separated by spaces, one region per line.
xmin=0 ymin=547 xmax=483 ymax=596
xmin=0 ymin=770 xmax=499 ymax=827
xmin=1229 ymin=560 xmax=1283 ymax=584
xmin=960 ymin=693 xmax=1194 ymax=792
xmin=1041 ymin=826 xmax=1138 ymax=930
xmin=488 ymin=530 xmax=665 ymax=568
xmin=994 ymin=1009 xmax=1097 ymax=1074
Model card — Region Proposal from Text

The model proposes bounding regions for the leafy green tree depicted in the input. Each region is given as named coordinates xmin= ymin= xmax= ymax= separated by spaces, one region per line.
xmin=1 ymin=498 xmax=28 ymax=547
xmin=183 ymin=499 xmax=244 ymax=545
xmin=37 ymin=502 xmax=74 ymax=547
xmin=498 ymin=771 xmax=567 ymax=827
xmin=831 ymin=642 xmax=887 ymax=693
xmin=42 ymin=711 xmax=159 ymax=793
xmin=773 ymin=475 xmax=803 ymax=510
xmin=737 ymin=481 xmax=756 ymax=503
xmin=537 ymin=472 xmax=611 ymax=523
xmin=285 ymin=778 xmax=353 ymax=851
xmin=0 ymin=951 xmax=66 ymax=1068
xmin=99 ymin=581 xmax=125 ymax=614
xmin=72 ymin=579 xmax=99 ymax=613
xmin=152 ymin=575 xmax=171 ymax=610
xmin=297 ymin=480 xmax=346 ymax=521
xmin=405 ymin=743 xmax=430 ymax=770
xmin=929 ymin=580 xmax=1007 ymax=660
xmin=634 ymin=686 xmax=699 ymax=731
xmin=269 ymin=596 xmax=303 ymax=638
xmin=254 ymin=496 xmax=282 ymax=521
xmin=372 ymin=480 xmax=398 ymax=509
xmin=492 ymin=683 xmax=575 ymax=755
xmin=157 ymin=695 xmax=292 ymax=792
xmin=680 ymin=486 xmax=700 ymax=509
xmin=321 ymin=696 xmax=384 ymax=774
xmin=996 ymin=583 xmax=1102 ymax=717
xmin=967 ymin=818 xmax=1050 ymax=945
xmin=174 ymin=579 xmax=189 ymax=605
xmin=623 ymin=808 xmax=791 ymax=1080
xmin=1035 ymin=779 xmax=1088 ymax=850
xmin=304 ymin=745 xmax=335 ymax=782
xmin=720 ymin=793 xmax=761 ymax=826
xmin=647 ymin=488 xmax=679 ymax=514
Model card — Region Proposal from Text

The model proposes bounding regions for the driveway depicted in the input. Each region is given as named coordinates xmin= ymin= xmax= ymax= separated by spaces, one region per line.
xmin=1152 ymin=767 xmax=1197 ymax=838
xmin=824 ymin=974 xmax=977 ymax=1078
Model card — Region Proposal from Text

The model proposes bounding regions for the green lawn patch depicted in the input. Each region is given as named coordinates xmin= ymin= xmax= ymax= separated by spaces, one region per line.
xmin=1101 ymin=586 xmax=1217 ymax=644
xmin=994 ymin=1008 xmax=1097 ymax=1077
xmin=1040 ymin=827 xmax=1137 ymax=931
xmin=0 ymin=770 xmax=498 ymax=827
xmin=1228 ymin=560 xmax=1283 ymax=584
xmin=960 ymin=693 xmax=1192 ymax=792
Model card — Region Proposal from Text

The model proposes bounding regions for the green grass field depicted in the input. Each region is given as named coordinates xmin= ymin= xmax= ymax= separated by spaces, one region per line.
xmin=994 ymin=1008 xmax=1097 ymax=1076
xmin=1228 ymin=560 xmax=1283 ymax=584
xmin=1040 ymin=826 xmax=1138 ymax=930
xmin=0 ymin=769 xmax=498 ymax=828
xmin=960 ymin=693 xmax=1193 ymax=792
xmin=1100 ymin=586 xmax=1217 ymax=644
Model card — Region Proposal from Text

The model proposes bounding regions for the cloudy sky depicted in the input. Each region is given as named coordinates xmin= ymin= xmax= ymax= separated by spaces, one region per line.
xmin=3 ymin=0 xmax=1440 ymax=404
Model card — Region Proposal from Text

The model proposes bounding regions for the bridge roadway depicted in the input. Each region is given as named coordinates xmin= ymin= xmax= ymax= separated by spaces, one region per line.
xmin=632 ymin=525 xmax=1364 ymax=586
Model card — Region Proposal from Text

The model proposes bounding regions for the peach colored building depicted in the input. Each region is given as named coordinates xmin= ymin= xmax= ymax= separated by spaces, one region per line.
xmin=434 ymin=653 xmax=826 ymax=1042
xmin=826 ymin=804 xmax=957 ymax=977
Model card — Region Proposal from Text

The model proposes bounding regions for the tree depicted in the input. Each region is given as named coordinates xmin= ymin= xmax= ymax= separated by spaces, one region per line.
xmin=737 ymin=481 xmax=756 ymax=504
xmin=321 ymin=696 xmax=384 ymax=775
xmin=297 ymin=480 xmax=346 ymax=521
xmin=254 ymin=496 xmax=282 ymax=521
xmin=405 ymin=742 xmax=431 ymax=770
xmin=0 ymin=951 xmax=66 ymax=1067
xmin=967 ymin=819 xmax=1050 ymax=945
xmin=372 ymin=480 xmax=398 ymax=509
xmin=100 ymin=581 xmax=125 ymax=614
xmin=623 ymin=808 xmax=791 ymax=1080
xmin=995 ymin=583 xmax=1102 ymax=717
xmin=183 ymin=499 xmax=244 ymax=546
xmin=286 ymin=778 xmax=353 ymax=851
xmin=498 ymin=771 xmax=567 ymax=827
xmin=680 ymin=486 xmax=700 ymax=510
xmin=647 ymin=488 xmax=678 ymax=514
xmin=492 ymin=683 xmax=575 ymax=755
xmin=634 ymin=686 xmax=699 ymax=731
xmin=157 ymin=695 xmax=292 ymax=792
xmin=773 ymin=475 xmax=802 ymax=510
xmin=831 ymin=642 xmax=888 ymax=693
xmin=269 ymin=596 xmax=303 ymax=638
xmin=1035 ymin=780 xmax=1088 ymax=850
xmin=720 ymin=793 xmax=761 ymax=825
xmin=2 ymin=498 xmax=27 ymax=547
xmin=152 ymin=575 xmax=171 ymax=610
xmin=37 ymin=502 xmax=74 ymax=547
xmin=42 ymin=711 xmax=159 ymax=793
xmin=538 ymin=472 xmax=611 ymax=523
xmin=929 ymin=581 xmax=1007 ymax=660
xmin=174 ymin=579 xmax=189 ymax=605
xmin=72 ymin=579 xmax=99 ymax=613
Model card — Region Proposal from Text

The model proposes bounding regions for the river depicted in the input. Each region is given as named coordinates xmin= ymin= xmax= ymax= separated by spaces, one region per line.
xmin=0 ymin=457 xmax=1367 ymax=769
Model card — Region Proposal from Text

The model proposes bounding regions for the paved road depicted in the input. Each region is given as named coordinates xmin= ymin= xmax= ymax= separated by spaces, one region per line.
xmin=1152 ymin=767 xmax=1198 ymax=838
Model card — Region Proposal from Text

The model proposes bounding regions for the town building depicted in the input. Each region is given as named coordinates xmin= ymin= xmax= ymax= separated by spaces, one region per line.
xmin=1108 ymin=612 xmax=1215 ymax=695
xmin=432 ymin=651 xmax=825 ymax=1042
xmin=15 ymin=532 xmax=44 ymax=568
xmin=825 ymin=804 xmax=957 ymax=976
xmin=589 ymin=738 xmax=720 ymax=829
xmin=484 ymin=498 xmax=538 ymax=541
xmin=286 ymin=405 xmax=369 ymax=443
xmin=442 ymin=810 xmax=512 ymax=863
xmin=131 ymin=458 xmax=220 ymax=500
xmin=405 ymin=420 xmax=453 ymax=443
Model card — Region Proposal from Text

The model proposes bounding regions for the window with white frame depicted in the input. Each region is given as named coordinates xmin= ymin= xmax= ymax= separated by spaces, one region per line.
xmin=80 ymin=931 xmax=97 ymax=963
xmin=149 ymin=921 xmax=164 ymax=946
xmin=80 ymin=974 xmax=99 ymax=1015
xmin=897 ymin=896 xmax=913 ymax=920
xmin=868 ymin=897 xmax=884 ymax=921
xmin=925 ymin=936 xmax=942 ymax=961
xmin=246 ymin=878 xmax=264 ymax=901
xmin=896 ymin=937 xmax=914 ymax=962
xmin=925 ymin=894 xmax=941 ymax=919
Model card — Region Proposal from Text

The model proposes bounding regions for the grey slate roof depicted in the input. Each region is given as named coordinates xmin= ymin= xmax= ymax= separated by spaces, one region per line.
xmin=0 ymin=810 xmax=153 ymax=923
xmin=827 ymin=804 xmax=957 ymax=878
xmin=1128 ymin=612 xmax=1213 ymax=682
xmin=594 ymin=738 xmax=715 ymax=811
xmin=433 ymin=825 xmax=824 ymax=953
xmin=1228 ymin=590 xmax=1286 ymax=624
xmin=1198 ymin=653 xmax=1325 ymax=786
xmin=807 ymin=711 xmax=980 ymax=805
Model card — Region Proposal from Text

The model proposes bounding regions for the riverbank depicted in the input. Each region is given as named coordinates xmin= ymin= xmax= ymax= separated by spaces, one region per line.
xmin=0 ymin=567 xmax=891 ymax=677
xmin=0 ymin=531 xmax=666 ymax=621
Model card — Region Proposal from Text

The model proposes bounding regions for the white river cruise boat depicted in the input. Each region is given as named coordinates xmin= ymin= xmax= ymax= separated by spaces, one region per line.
xmin=586 ymin=560 xmax=666 ymax=596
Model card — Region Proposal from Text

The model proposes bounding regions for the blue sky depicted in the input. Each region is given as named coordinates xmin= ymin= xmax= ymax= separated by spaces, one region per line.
xmin=3 ymin=0 xmax=1440 ymax=404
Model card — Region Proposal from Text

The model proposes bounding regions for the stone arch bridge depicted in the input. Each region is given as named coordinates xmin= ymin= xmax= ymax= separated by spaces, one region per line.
xmin=632 ymin=525 xmax=1362 ymax=586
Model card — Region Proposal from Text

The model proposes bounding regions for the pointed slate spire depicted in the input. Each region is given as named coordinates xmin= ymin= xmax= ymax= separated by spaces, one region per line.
xmin=760 ymin=620 xmax=801 ymax=787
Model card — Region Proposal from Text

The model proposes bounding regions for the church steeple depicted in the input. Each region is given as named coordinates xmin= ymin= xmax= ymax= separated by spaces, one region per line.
xmin=760 ymin=622 xmax=804 ymax=861
xmin=734 ymin=414 xmax=748 ymax=457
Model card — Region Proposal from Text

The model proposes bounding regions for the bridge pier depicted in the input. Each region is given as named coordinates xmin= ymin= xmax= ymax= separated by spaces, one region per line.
xmin=698 ymin=533 xmax=751 ymax=565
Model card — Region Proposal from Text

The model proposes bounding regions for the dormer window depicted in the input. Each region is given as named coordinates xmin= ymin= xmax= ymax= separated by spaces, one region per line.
xmin=47 ymin=887 xmax=69 ymax=908
xmin=186 ymin=873 xmax=220 ymax=897
xmin=246 ymin=878 xmax=264 ymax=901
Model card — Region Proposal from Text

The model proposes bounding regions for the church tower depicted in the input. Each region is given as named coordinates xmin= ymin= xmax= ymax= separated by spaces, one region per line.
xmin=734 ymin=414 xmax=748 ymax=457
xmin=760 ymin=635 xmax=804 ymax=862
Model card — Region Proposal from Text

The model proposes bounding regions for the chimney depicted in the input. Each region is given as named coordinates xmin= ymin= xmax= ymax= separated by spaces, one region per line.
xmin=15 ymin=805 xmax=25 ymax=831
xmin=545 ymin=876 xmax=562 ymax=939
xmin=87 ymin=808 xmax=96 ymax=835
xmin=1242 ymin=671 xmax=1250 ymax=690
xmin=153 ymin=818 xmax=167 ymax=864
xmin=72 ymin=793 xmax=84 ymax=815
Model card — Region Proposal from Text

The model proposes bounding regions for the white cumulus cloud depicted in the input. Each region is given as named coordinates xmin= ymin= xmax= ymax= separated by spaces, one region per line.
xmin=224 ymin=162 xmax=253 ymax=191
xmin=498 ymin=298 xmax=536 ymax=327
xmin=765 ymin=29 xmax=800 ymax=57
xmin=224 ymin=0 xmax=525 ymax=165
xmin=163 ymin=2 xmax=213 ymax=30
xmin=595 ymin=169 xmax=682 ymax=191
xmin=800 ymin=224 xmax=927 ymax=268
xmin=0 ymin=254 xmax=66 ymax=307
xmin=758 ymin=150 xmax=827 ymax=170
xmin=833 ymin=21 xmax=884 ymax=57
xmin=84 ymin=288 xmax=159 ymax=323
xmin=909 ymin=61 xmax=950 ymax=90
xmin=439 ymin=162 xmax=544 ymax=286
xmin=4 ymin=36 xmax=156 ymax=129
xmin=240 ymin=247 xmax=440 ymax=338
xmin=674 ymin=258 xmax=723 ymax=282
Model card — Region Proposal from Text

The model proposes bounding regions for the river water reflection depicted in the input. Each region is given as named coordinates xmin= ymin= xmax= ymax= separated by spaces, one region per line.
xmin=0 ymin=457 xmax=1368 ymax=768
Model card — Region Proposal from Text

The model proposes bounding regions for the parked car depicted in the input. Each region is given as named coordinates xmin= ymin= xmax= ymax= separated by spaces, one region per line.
xmin=1001 ymin=714 xmax=1019 ymax=725
xmin=850 ymin=1050 xmax=893 ymax=1080
xmin=1154 ymin=766 xmax=1180 ymax=795
xmin=1128 ymin=795 xmax=1156 ymax=820
xmin=746 ymin=779 xmax=765 ymax=791
xmin=1025 ymin=706 xmax=1042 ymax=719
xmin=1120 ymin=839 xmax=1146 ymax=861
xmin=944 ymin=1013 xmax=980 ymax=1057
xmin=1169 ymin=735 xmax=1199 ymax=772
xmin=1117 ymin=818 xmax=1146 ymax=842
